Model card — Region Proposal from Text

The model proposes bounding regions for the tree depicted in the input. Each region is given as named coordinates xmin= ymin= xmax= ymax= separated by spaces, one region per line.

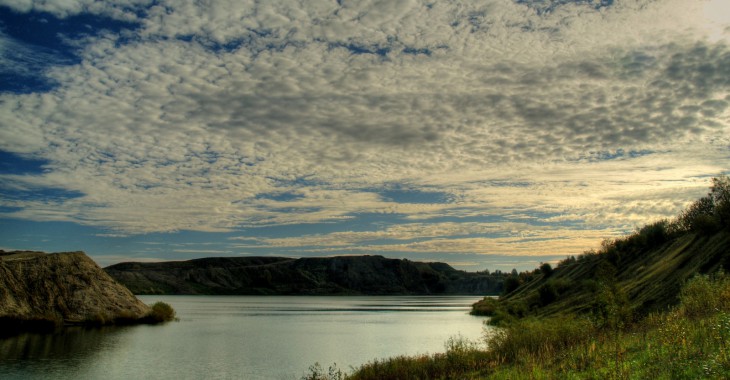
xmin=711 ymin=176 xmax=730 ymax=228
xmin=503 ymin=276 xmax=522 ymax=295
xmin=677 ymin=176 xmax=730 ymax=233
xmin=540 ymin=262 xmax=554 ymax=277
xmin=677 ymin=195 xmax=716 ymax=233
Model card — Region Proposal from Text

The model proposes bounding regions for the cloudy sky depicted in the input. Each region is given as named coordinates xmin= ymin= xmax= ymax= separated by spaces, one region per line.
xmin=0 ymin=0 xmax=728 ymax=272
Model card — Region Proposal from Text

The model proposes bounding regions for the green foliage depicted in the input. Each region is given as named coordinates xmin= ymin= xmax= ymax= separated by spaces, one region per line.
xmin=537 ymin=282 xmax=558 ymax=306
xmin=347 ymin=336 xmax=488 ymax=380
xmin=485 ymin=314 xmax=596 ymax=364
xmin=633 ymin=219 xmax=674 ymax=249
xmin=470 ymin=297 xmax=500 ymax=316
xmin=340 ymin=271 xmax=730 ymax=379
xmin=502 ymin=276 xmax=522 ymax=295
xmin=556 ymin=255 xmax=576 ymax=268
xmin=148 ymin=301 xmax=176 ymax=322
xmin=675 ymin=176 xmax=730 ymax=234
xmin=591 ymin=283 xmax=633 ymax=330
xmin=471 ymin=297 xmax=528 ymax=325
xmin=539 ymin=262 xmax=553 ymax=277
xmin=593 ymin=260 xmax=617 ymax=283
xmin=679 ymin=272 xmax=730 ymax=318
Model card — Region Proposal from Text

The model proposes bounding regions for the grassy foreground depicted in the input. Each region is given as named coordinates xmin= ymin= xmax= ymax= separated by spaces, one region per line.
xmin=303 ymin=273 xmax=730 ymax=379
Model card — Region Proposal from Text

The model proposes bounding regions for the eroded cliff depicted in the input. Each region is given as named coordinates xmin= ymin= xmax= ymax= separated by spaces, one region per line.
xmin=0 ymin=251 xmax=152 ymax=327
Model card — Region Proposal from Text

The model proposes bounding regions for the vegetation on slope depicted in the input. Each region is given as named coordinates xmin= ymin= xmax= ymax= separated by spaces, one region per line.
xmin=302 ymin=176 xmax=730 ymax=379
xmin=473 ymin=175 xmax=730 ymax=322
xmin=303 ymin=273 xmax=730 ymax=379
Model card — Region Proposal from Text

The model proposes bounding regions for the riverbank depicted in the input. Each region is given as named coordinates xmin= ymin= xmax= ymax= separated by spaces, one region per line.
xmin=304 ymin=272 xmax=730 ymax=379
xmin=305 ymin=178 xmax=730 ymax=379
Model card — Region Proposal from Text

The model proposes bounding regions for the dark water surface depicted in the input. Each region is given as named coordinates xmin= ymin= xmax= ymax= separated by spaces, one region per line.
xmin=0 ymin=296 xmax=487 ymax=379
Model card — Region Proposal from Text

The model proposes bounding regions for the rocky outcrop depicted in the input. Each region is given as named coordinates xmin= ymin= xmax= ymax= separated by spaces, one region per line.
xmin=105 ymin=255 xmax=506 ymax=295
xmin=0 ymin=251 xmax=152 ymax=328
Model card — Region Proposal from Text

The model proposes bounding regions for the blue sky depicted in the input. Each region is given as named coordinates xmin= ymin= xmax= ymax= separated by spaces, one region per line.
xmin=1 ymin=0 xmax=729 ymax=272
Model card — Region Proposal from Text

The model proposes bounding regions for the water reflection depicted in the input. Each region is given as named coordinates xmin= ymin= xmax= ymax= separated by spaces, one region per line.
xmin=3 ymin=326 xmax=116 ymax=359
xmin=1 ymin=296 xmax=486 ymax=380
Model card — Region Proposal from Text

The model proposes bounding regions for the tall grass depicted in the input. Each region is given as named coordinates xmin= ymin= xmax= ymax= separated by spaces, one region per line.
xmin=484 ymin=272 xmax=730 ymax=379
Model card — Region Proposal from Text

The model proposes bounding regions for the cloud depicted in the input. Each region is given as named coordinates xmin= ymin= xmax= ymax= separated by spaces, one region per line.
xmin=0 ymin=0 xmax=728 ymax=259
xmin=230 ymin=221 xmax=620 ymax=259
xmin=0 ymin=0 xmax=150 ymax=20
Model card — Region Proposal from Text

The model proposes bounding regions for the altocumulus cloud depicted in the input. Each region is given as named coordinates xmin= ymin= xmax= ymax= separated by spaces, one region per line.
xmin=0 ymin=0 xmax=729 ymax=270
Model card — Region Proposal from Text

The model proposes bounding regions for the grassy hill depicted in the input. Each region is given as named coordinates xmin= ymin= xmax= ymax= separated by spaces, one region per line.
xmin=302 ymin=176 xmax=730 ymax=379
xmin=473 ymin=176 xmax=730 ymax=322
xmin=472 ymin=230 xmax=730 ymax=321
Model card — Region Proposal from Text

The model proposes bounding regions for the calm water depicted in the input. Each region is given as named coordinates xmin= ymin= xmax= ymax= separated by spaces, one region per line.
xmin=0 ymin=296 xmax=488 ymax=379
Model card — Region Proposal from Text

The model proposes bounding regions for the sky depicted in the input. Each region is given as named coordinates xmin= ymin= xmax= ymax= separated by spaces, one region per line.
xmin=0 ymin=0 xmax=729 ymax=272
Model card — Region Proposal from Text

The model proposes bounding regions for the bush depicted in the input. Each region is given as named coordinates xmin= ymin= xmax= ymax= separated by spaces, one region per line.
xmin=348 ymin=336 xmax=488 ymax=380
xmin=634 ymin=220 xmax=672 ymax=249
xmin=538 ymin=282 xmax=558 ymax=306
xmin=485 ymin=315 xmax=595 ymax=364
xmin=471 ymin=297 xmax=501 ymax=316
xmin=503 ymin=276 xmax=522 ymax=295
xmin=148 ymin=301 xmax=176 ymax=322
xmin=680 ymin=272 xmax=730 ymax=318
xmin=591 ymin=283 xmax=633 ymax=329
xmin=540 ymin=262 xmax=554 ymax=277
xmin=301 ymin=363 xmax=343 ymax=380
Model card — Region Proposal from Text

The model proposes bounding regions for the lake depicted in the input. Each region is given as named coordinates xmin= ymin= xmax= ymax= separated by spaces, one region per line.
xmin=0 ymin=296 xmax=488 ymax=379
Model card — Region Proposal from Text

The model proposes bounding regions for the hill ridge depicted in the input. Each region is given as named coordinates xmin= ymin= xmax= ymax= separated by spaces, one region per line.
xmin=473 ymin=176 xmax=730 ymax=320
xmin=105 ymin=255 xmax=505 ymax=295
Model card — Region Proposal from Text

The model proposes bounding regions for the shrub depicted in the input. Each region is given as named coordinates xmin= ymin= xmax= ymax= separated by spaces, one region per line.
xmin=591 ymin=283 xmax=633 ymax=329
xmin=471 ymin=297 xmax=501 ymax=316
xmin=540 ymin=262 xmax=554 ymax=277
xmin=348 ymin=336 xmax=488 ymax=380
xmin=485 ymin=315 xmax=595 ymax=364
xmin=148 ymin=301 xmax=176 ymax=322
xmin=538 ymin=282 xmax=558 ymax=306
xmin=634 ymin=219 xmax=672 ymax=249
xmin=301 ymin=363 xmax=343 ymax=380
xmin=503 ymin=276 xmax=522 ymax=295
xmin=680 ymin=272 xmax=730 ymax=318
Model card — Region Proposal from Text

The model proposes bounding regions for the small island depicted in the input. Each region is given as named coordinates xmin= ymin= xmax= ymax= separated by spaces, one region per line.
xmin=0 ymin=250 xmax=175 ymax=335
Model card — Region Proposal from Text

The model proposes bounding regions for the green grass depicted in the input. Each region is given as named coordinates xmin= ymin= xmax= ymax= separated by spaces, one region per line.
xmin=303 ymin=273 xmax=730 ymax=380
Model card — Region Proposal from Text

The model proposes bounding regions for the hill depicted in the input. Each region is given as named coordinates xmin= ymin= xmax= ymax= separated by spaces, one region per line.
xmin=0 ymin=251 xmax=165 ymax=332
xmin=473 ymin=176 xmax=730 ymax=321
xmin=324 ymin=177 xmax=730 ymax=379
xmin=105 ymin=255 xmax=505 ymax=295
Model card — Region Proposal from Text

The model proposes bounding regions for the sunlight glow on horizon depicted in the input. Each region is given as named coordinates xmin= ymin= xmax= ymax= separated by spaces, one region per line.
xmin=1 ymin=0 xmax=729 ymax=272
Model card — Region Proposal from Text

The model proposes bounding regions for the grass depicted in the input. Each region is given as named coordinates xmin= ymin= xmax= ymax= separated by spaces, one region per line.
xmin=302 ymin=272 xmax=730 ymax=379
